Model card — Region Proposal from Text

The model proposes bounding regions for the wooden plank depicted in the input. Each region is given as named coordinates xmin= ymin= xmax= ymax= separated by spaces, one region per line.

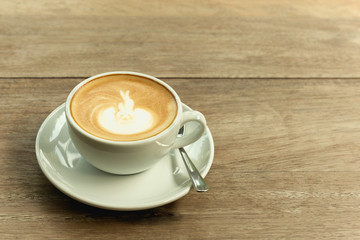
xmin=1 ymin=171 xmax=360 ymax=239
xmin=1 ymin=77 xmax=360 ymax=238
xmin=1 ymin=0 xmax=360 ymax=78
xmin=2 ymin=78 xmax=360 ymax=174
xmin=1 ymin=0 xmax=360 ymax=18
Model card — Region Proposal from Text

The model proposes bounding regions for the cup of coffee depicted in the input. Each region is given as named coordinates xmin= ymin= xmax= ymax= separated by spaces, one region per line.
xmin=65 ymin=71 xmax=207 ymax=174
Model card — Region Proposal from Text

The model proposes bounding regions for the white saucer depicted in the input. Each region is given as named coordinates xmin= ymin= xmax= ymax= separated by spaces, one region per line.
xmin=35 ymin=103 xmax=214 ymax=211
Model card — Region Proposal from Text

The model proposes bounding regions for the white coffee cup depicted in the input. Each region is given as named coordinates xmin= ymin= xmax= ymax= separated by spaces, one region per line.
xmin=65 ymin=71 xmax=207 ymax=175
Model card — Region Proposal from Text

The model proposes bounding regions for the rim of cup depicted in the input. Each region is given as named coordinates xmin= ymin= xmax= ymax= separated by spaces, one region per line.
xmin=65 ymin=71 xmax=183 ymax=146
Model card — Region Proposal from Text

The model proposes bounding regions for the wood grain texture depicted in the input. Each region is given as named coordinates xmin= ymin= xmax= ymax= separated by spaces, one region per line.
xmin=1 ymin=0 xmax=360 ymax=78
xmin=2 ymin=1 xmax=360 ymax=239
xmin=2 ymin=78 xmax=360 ymax=239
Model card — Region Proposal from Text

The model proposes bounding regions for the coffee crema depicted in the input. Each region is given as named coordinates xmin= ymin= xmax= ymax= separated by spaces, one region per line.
xmin=70 ymin=74 xmax=178 ymax=141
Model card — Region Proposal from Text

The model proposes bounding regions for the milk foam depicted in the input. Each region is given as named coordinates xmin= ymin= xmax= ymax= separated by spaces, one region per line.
xmin=70 ymin=74 xmax=178 ymax=141
xmin=97 ymin=90 xmax=154 ymax=135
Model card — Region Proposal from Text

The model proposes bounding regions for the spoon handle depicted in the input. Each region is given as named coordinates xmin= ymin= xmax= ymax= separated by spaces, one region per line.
xmin=179 ymin=147 xmax=209 ymax=192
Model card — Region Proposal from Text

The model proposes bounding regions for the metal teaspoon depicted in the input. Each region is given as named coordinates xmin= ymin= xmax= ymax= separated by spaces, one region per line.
xmin=177 ymin=126 xmax=209 ymax=192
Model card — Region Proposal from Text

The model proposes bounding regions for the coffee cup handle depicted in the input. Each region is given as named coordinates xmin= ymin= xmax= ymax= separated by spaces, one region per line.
xmin=172 ymin=111 xmax=207 ymax=149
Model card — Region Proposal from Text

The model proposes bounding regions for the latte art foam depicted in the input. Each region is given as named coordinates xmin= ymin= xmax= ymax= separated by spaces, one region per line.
xmin=98 ymin=90 xmax=154 ymax=135
xmin=70 ymin=74 xmax=178 ymax=141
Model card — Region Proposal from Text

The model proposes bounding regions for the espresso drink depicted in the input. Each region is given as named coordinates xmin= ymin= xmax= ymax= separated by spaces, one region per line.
xmin=70 ymin=74 xmax=178 ymax=141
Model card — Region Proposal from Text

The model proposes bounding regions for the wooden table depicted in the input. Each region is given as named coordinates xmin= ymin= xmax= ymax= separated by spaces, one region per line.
xmin=2 ymin=1 xmax=360 ymax=239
